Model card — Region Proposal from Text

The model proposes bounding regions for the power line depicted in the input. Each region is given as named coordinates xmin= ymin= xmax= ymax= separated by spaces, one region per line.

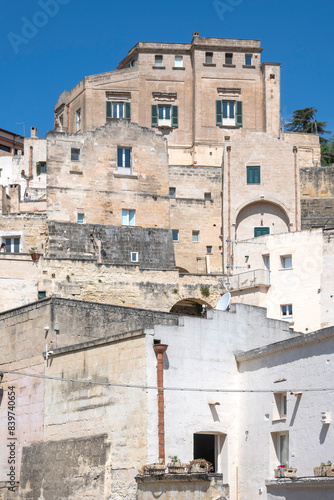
xmin=1 ymin=369 xmax=334 ymax=394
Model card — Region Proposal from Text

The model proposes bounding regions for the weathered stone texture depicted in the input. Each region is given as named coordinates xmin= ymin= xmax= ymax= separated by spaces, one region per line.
xmin=300 ymin=166 xmax=334 ymax=229
xmin=18 ymin=435 xmax=109 ymax=500
xmin=48 ymin=221 xmax=176 ymax=269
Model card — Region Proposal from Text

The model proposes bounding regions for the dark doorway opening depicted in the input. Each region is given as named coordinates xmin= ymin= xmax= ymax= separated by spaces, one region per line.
xmin=194 ymin=433 xmax=215 ymax=472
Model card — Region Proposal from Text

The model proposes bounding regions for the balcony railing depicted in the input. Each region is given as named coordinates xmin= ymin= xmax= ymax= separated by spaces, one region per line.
xmin=229 ymin=268 xmax=270 ymax=290
xmin=54 ymin=125 xmax=68 ymax=133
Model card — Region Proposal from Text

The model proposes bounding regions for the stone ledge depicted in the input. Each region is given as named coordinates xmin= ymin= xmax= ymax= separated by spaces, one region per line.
xmin=266 ymin=476 xmax=334 ymax=489
xmin=136 ymin=473 xmax=224 ymax=483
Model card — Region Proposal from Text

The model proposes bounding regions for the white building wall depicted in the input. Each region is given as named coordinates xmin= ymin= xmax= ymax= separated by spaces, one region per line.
xmin=231 ymin=229 xmax=326 ymax=333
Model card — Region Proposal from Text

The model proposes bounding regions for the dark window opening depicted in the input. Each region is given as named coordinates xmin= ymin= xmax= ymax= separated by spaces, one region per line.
xmin=194 ymin=434 xmax=216 ymax=472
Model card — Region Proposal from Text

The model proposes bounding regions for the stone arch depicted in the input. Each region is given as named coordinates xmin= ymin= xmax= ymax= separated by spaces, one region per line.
xmin=177 ymin=266 xmax=190 ymax=274
xmin=170 ymin=298 xmax=212 ymax=316
xmin=235 ymin=200 xmax=290 ymax=240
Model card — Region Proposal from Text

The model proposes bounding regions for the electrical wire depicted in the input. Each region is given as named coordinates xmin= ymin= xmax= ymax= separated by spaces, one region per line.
xmin=1 ymin=369 xmax=333 ymax=393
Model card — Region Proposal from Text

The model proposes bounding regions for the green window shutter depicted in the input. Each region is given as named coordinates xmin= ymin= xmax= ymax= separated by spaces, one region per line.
xmin=235 ymin=101 xmax=243 ymax=126
xmin=125 ymin=102 xmax=131 ymax=120
xmin=151 ymin=105 xmax=158 ymax=126
xmin=247 ymin=166 xmax=260 ymax=184
xmin=254 ymin=227 xmax=270 ymax=237
xmin=106 ymin=101 xmax=112 ymax=119
xmin=171 ymin=105 xmax=178 ymax=127
xmin=216 ymin=100 xmax=222 ymax=125
xmin=36 ymin=162 xmax=41 ymax=176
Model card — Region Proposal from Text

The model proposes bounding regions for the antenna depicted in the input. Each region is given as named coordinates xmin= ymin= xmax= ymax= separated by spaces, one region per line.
xmin=216 ymin=292 xmax=231 ymax=311
xmin=16 ymin=122 xmax=25 ymax=137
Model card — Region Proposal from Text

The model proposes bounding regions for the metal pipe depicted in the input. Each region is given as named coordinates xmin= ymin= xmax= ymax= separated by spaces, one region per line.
xmin=153 ymin=343 xmax=168 ymax=463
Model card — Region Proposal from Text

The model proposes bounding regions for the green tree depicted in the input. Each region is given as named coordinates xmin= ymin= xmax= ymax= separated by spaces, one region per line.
xmin=321 ymin=134 xmax=334 ymax=166
xmin=285 ymin=107 xmax=330 ymax=144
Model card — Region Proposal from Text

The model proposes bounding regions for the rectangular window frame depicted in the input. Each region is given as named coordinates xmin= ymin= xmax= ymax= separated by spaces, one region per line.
xmin=206 ymin=246 xmax=212 ymax=254
xmin=117 ymin=147 xmax=132 ymax=174
xmin=281 ymin=255 xmax=292 ymax=269
xmin=273 ymin=392 xmax=287 ymax=421
xmin=131 ymin=251 xmax=138 ymax=263
xmin=216 ymin=100 xmax=242 ymax=127
xmin=192 ymin=230 xmax=200 ymax=243
xmin=254 ymin=227 xmax=270 ymax=238
xmin=76 ymin=109 xmax=81 ymax=132
xmin=247 ymin=166 xmax=261 ymax=184
xmin=77 ymin=213 xmax=84 ymax=224
xmin=106 ymin=101 xmax=131 ymax=120
xmin=122 ymin=209 xmax=135 ymax=226
xmin=225 ymin=53 xmax=233 ymax=65
xmin=174 ymin=56 xmax=183 ymax=67
xmin=245 ymin=54 xmax=253 ymax=66
xmin=71 ymin=148 xmax=80 ymax=161
xmin=169 ymin=187 xmax=176 ymax=198
xmin=4 ymin=237 xmax=20 ymax=253
xmin=36 ymin=162 xmax=47 ymax=175
xmin=281 ymin=304 xmax=293 ymax=320
xmin=205 ymin=52 xmax=213 ymax=64
xmin=152 ymin=104 xmax=178 ymax=128
xmin=155 ymin=55 xmax=163 ymax=67
xmin=172 ymin=229 xmax=179 ymax=242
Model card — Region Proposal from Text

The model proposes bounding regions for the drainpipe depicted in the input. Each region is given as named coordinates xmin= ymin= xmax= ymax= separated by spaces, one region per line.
xmin=293 ymin=146 xmax=298 ymax=230
xmin=226 ymin=146 xmax=232 ymax=267
xmin=153 ymin=343 xmax=168 ymax=463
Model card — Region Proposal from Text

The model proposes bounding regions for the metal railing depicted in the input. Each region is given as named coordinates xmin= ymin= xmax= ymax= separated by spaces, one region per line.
xmin=229 ymin=268 xmax=270 ymax=290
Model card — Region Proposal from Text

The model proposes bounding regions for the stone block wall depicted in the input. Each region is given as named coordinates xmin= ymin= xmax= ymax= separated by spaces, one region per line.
xmin=300 ymin=166 xmax=334 ymax=229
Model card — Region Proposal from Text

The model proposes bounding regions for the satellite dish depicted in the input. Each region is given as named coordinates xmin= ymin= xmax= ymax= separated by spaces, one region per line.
xmin=215 ymin=292 xmax=231 ymax=311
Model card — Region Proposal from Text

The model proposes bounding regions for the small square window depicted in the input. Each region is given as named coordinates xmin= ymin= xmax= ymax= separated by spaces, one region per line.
xmin=225 ymin=53 xmax=233 ymax=65
xmin=281 ymin=304 xmax=293 ymax=319
xmin=175 ymin=56 xmax=183 ymax=67
xmin=281 ymin=256 xmax=292 ymax=269
xmin=4 ymin=237 xmax=20 ymax=253
xmin=71 ymin=148 xmax=80 ymax=161
xmin=122 ymin=209 xmax=135 ymax=226
xmin=192 ymin=231 xmax=199 ymax=243
xmin=247 ymin=166 xmax=260 ymax=184
xmin=169 ymin=187 xmax=176 ymax=198
xmin=77 ymin=213 xmax=84 ymax=224
xmin=206 ymin=246 xmax=212 ymax=254
xmin=205 ymin=52 xmax=213 ymax=64
xmin=204 ymin=192 xmax=211 ymax=200
xmin=131 ymin=252 xmax=138 ymax=263
xmin=38 ymin=291 xmax=46 ymax=300
xmin=245 ymin=54 xmax=252 ymax=66
xmin=172 ymin=230 xmax=179 ymax=242
xmin=155 ymin=55 xmax=163 ymax=67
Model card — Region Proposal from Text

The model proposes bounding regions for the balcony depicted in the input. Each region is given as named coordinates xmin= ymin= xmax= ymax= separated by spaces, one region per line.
xmin=229 ymin=268 xmax=270 ymax=291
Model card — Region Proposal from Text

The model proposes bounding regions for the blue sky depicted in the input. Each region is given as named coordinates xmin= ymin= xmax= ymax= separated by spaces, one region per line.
xmin=1 ymin=0 xmax=333 ymax=138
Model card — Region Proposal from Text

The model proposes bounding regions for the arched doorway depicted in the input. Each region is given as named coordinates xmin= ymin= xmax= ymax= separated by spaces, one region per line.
xmin=170 ymin=298 xmax=212 ymax=316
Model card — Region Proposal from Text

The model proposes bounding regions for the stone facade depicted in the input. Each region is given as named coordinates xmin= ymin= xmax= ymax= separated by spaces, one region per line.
xmin=53 ymin=32 xmax=320 ymax=272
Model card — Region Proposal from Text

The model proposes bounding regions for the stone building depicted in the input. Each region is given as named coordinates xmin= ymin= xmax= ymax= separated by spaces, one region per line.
xmin=0 ymin=298 xmax=333 ymax=499
xmin=54 ymin=31 xmax=320 ymax=273
xmin=0 ymin=128 xmax=24 ymax=157
xmin=228 ymin=227 xmax=334 ymax=333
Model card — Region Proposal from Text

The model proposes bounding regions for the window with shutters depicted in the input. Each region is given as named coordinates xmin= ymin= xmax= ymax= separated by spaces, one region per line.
xmin=151 ymin=104 xmax=178 ymax=128
xmin=106 ymin=102 xmax=131 ymax=120
xmin=254 ymin=227 xmax=270 ymax=237
xmin=117 ymin=147 xmax=132 ymax=174
xmin=216 ymin=100 xmax=242 ymax=127
xmin=247 ymin=166 xmax=260 ymax=184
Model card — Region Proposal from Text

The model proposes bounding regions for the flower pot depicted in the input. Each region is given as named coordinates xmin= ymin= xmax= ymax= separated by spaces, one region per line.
xmin=190 ymin=461 xmax=209 ymax=473
xmin=314 ymin=466 xmax=325 ymax=476
xmin=145 ymin=464 xmax=166 ymax=475
xmin=30 ymin=252 xmax=41 ymax=262
xmin=167 ymin=462 xmax=186 ymax=474
xmin=284 ymin=468 xmax=297 ymax=478
xmin=324 ymin=466 xmax=334 ymax=477
xmin=274 ymin=468 xmax=285 ymax=478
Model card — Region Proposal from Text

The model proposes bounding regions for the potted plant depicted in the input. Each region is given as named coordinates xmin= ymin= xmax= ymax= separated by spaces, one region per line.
xmin=274 ymin=464 xmax=297 ymax=478
xmin=142 ymin=459 xmax=166 ymax=475
xmin=316 ymin=461 xmax=333 ymax=476
xmin=29 ymin=247 xmax=41 ymax=262
xmin=167 ymin=456 xmax=186 ymax=474
xmin=188 ymin=458 xmax=213 ymax=473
